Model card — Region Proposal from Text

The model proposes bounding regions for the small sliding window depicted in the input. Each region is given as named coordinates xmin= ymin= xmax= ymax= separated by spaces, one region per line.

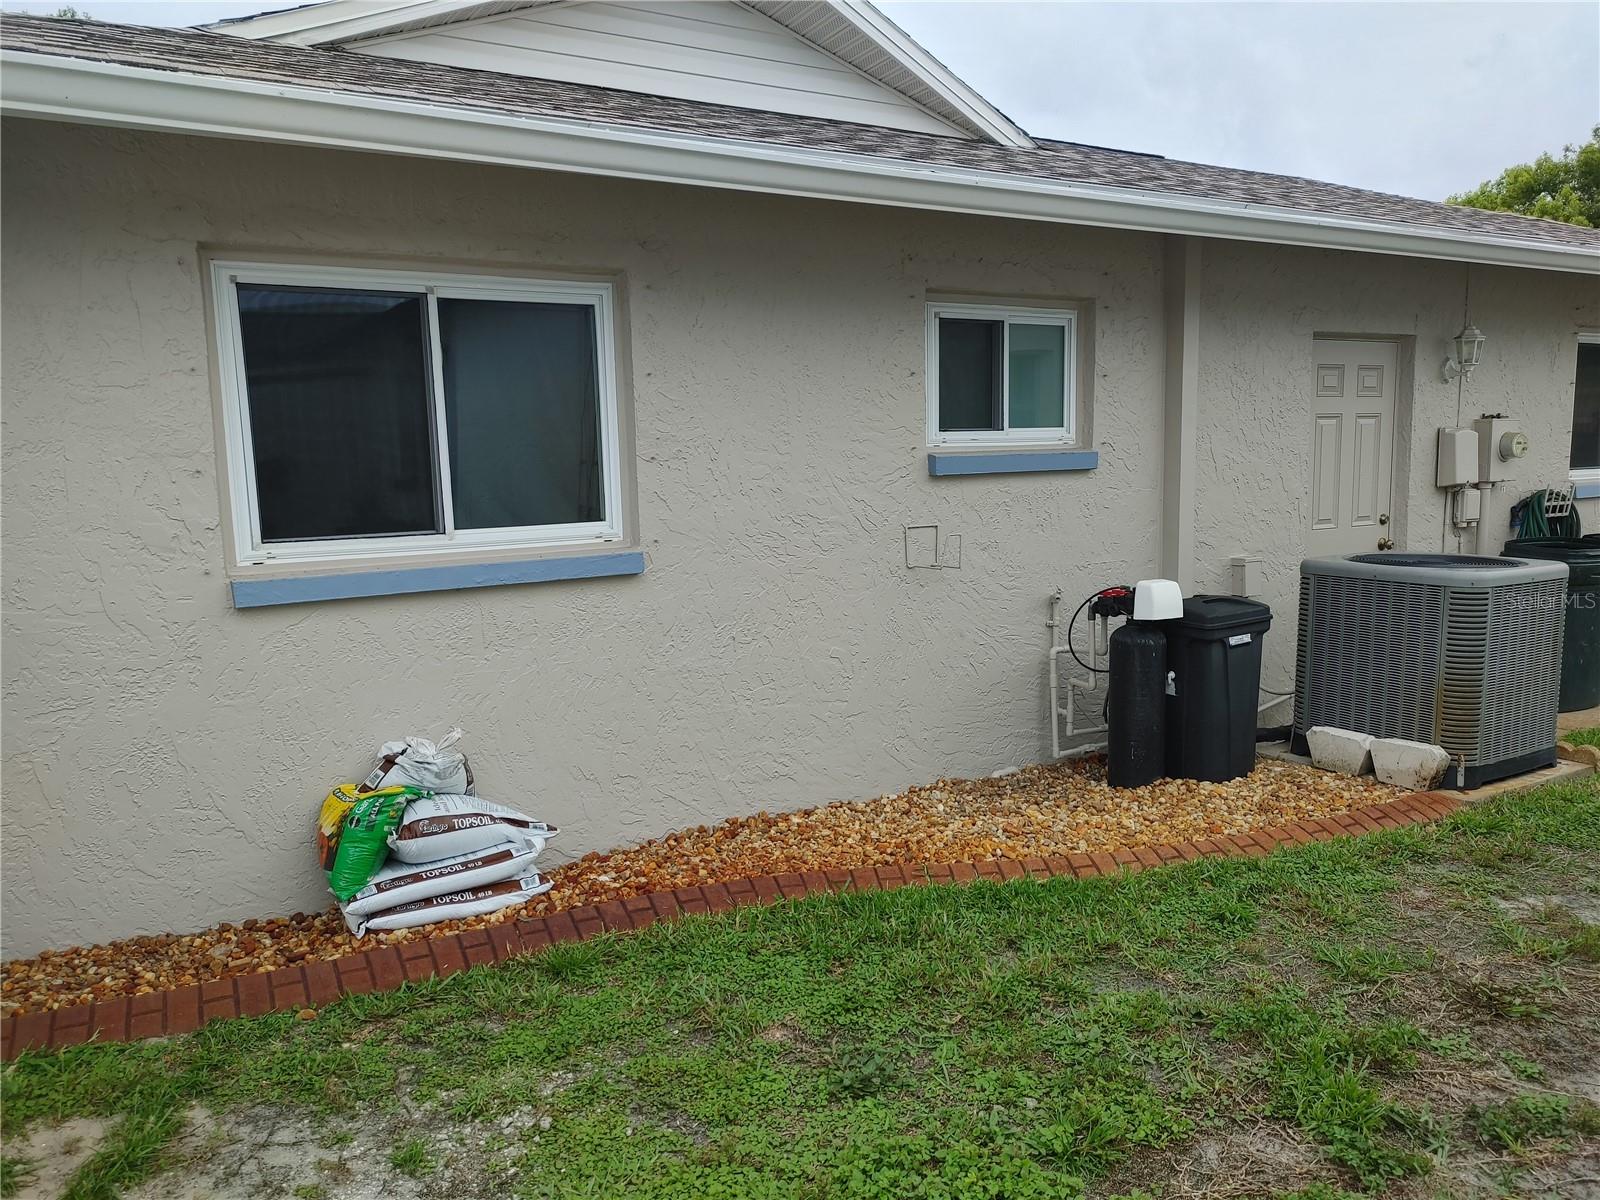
xmin=926 ymin=303 xmax=1077 ymax=447
xmin=212 ymin=262 xmax=623 ymax=566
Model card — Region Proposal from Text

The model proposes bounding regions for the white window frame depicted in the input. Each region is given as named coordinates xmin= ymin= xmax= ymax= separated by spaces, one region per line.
xmin=212 ymin=260 xmax=624 ymax=569
xmin=925 ymin=302 xmax=1078 ymax=448
xmin=1574 ymin=330 xmax=1600 ymax=490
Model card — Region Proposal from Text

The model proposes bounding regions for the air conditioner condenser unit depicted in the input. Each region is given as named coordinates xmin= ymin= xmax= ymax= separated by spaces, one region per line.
xmin=1292 ymin=553 xmax=1567 ymax=788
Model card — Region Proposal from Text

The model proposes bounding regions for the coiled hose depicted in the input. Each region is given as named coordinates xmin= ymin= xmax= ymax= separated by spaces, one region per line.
xmin=1513 ymin=489 xmax=1584 ymax=540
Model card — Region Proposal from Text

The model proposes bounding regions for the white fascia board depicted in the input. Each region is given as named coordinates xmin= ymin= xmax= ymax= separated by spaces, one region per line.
xmin=3 ymin=51 xmax=1594 ymax=276
xmin=830 ymin=0 xmax=1033 ymax=149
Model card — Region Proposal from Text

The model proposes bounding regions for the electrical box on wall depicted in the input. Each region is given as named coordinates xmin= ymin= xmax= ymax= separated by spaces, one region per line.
xmin=1437 ymin=428 xmax=1479 ymax=488
xmin=1472 ymin=415 xmax=1528 ymax=484
xmin=1229 ymin=556 xmax=1264 ymax=597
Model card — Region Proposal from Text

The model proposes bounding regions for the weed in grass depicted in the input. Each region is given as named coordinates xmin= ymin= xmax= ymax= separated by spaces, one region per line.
xmin=1024 ymin=1081 xmax=1193 ymax=1175
xmin=314 ymin=1158 xmax=351 ymax=1181
xmin=1274 ymin=1185 xmax=1365 ymax=1200
xmin=291 ymin=1186 xmax=328 ymax=1200
xmin=827 ymin=1047 xmax=905 ymax=1100
xmin=388 ymin=1137 xmax=435 ymax=1178
xmin=1562 ymin=921 xmax=1600 ymax=961
xmin=1466 ymin=1095 xmax=1595 ymax=1154
xmin=0 ymin=1157 xmax=33 ymax=1199
xmin=1448 ymin=974 xmax=1548 ymax=1020
xmin=1211 ymin=986 xmax=1430 ymax=1187
xmin=1502 ymin=1052 xmax=1545 ymax=1081
xmin=1314 ymin=942 xmax=1420 ymax=984
xmin=834 ymin=1133 xmax=1083 ymax=1200
xmin=1512 ymin=904 xmax=1600 ymax=963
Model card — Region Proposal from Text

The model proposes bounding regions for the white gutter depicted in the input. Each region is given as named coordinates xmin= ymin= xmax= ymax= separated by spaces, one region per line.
xmin=2 ymin=50 xmax=1594 ymax=275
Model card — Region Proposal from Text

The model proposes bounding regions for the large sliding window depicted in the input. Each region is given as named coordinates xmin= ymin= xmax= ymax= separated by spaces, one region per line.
xmin=1574 ymin=335 xmax=1600 ymax=490
xmin=926 ymin=302 xmax=1078 ymax=447
xmin=213 ymin=262 xmax=622 ymax=566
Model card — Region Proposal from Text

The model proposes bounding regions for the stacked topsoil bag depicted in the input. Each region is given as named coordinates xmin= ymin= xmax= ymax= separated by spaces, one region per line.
xmin=317 ymin=731 xmax=558 ymax=936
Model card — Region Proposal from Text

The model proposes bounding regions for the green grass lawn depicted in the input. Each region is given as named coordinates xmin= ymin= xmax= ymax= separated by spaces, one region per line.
xmin=1563 ymin=726 xmax=1600 ymax=748
xmin=3 ymin=777 xmax=1598 ymax=1200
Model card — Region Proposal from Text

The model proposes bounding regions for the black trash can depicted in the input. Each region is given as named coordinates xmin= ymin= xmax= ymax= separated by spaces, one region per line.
xmin=1504 ymin=539 xmax=1600 ymax=711
xmin=1164 ymin=596 xmax=1273 ymax=783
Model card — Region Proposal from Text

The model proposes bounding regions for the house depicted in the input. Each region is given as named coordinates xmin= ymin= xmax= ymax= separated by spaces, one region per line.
xmin=1 ymin=1 xmax=1596 ymax=959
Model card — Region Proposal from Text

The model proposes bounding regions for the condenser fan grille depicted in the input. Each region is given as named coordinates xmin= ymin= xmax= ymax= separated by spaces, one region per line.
xmin=1348 ymin=554 xmax=1518 ymax=568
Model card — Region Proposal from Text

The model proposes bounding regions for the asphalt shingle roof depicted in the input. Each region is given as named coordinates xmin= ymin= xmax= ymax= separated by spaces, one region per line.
xmin=3 ymin=13 xmax=1596 ymax=255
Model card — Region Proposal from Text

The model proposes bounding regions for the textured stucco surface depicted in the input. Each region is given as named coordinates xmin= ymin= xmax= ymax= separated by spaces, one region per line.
xmin=1192 ymin=243 xmax=1599 ymax=708
xmin=2 ymin=119 xmax=1595 ymax=956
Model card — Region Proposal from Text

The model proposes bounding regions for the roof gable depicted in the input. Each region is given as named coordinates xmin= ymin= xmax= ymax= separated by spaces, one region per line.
xmin=209 ymin=0 xmax=1034 ymax=145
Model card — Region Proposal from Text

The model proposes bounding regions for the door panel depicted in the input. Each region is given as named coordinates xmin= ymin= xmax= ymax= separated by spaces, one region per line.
xmin=1352 ymin=415 xmax=1381 ymax=525
xmin=1307 ymin=340 xmax=1397 ymax=558
xmin=1311 ymin=414 xmax=1342 ymax=529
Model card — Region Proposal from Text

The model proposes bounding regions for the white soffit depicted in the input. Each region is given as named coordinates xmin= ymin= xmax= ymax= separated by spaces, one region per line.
xmin=208 ymin=0 xmax=1034 ymax=145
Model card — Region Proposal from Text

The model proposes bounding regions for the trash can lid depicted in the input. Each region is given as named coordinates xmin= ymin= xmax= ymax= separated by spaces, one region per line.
xmin=1174 ymin=594 xmax=1273 ymax=633
xmin=1504 ymin=538 xmax=1600 ymax=581
xmin=1504 ymin=538 xmax=1600 ymax=559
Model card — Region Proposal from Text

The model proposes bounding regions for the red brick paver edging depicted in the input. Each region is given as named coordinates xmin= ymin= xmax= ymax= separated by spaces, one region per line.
xmin=0 ymin=790 xmax=1463 ymax=1059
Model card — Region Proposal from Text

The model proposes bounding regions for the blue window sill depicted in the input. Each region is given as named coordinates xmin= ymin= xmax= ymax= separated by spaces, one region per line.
xmin=231 ymin=549 xmax=645 ymax=608
xmin=1575 ymin=482 xmax=1600 ymax=500
xmin=927 ymin=449 xmax=1099 ymax=477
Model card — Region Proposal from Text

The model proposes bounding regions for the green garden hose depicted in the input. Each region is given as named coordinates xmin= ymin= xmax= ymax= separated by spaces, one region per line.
xmin=1514 ymin=490 xmax=1584 ymax=540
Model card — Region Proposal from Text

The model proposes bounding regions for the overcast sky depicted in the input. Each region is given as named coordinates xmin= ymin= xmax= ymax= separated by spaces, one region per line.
xmin=5 ymin=0 xmax=1595 ymax=201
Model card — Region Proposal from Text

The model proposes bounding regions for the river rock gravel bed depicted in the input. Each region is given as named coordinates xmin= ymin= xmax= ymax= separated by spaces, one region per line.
xmin=2 ymin=756 xmax=1402 ymax=1017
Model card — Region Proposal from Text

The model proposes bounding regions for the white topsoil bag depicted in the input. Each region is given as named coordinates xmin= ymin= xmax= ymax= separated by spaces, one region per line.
xmin=341 ymin=840 xmax=538 ymax=916
xmin=388 ymin=794 xmax=557 ymax=863
xmin=361 ymin=729 xmax=473 ymax=795
xmin=342 ymin=873 xmax=553 ymax=936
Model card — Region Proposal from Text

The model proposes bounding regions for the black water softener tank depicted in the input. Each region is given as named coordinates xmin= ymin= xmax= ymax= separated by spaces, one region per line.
xmin=1107 ymin=622 xmax=1168 ymax=788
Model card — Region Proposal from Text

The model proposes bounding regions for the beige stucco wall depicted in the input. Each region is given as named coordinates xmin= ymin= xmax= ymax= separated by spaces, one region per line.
xmin=2 ymin=119 xmax=1594 ymax=957
xmin=1192 ymin=243 xmax=1600 ymax=707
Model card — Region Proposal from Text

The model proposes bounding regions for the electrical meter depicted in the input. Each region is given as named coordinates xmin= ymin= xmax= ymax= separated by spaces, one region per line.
xmin=1472 ymin=415 xmax=1527 ymax=483
xmin=1499 ymin=430 xmax=1529 ymax=461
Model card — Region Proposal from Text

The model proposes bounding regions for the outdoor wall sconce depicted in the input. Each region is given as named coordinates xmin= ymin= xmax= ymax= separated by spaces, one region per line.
xmin=1442 ymin=323 xmax=1486 ymax=382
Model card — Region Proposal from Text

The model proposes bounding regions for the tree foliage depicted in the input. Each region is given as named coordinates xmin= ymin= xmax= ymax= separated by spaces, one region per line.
xmin=1448 ymin=127 xmax=1600 ymax=228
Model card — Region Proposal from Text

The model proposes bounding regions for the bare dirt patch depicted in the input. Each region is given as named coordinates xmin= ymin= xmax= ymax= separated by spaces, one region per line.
xmin=5 ymin=1117 xmax=110 ymax=1200
xmin=1091 ymin=1122 xmax=1333 ymax=1198
xmin=117 ymin=1105 xmax=522 ymax=1200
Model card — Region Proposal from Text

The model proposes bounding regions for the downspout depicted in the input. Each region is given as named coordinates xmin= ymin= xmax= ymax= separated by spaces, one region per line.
xmin=1161 ymin=235 xmax=1201 ymax=590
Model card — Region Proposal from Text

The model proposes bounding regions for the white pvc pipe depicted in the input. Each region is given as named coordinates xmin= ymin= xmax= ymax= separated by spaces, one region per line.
xmin=1048 ymin=589 xmax=1108 ymax=758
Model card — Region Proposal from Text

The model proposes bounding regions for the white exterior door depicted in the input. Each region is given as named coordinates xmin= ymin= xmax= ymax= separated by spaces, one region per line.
xmin=1307 ymin=339 xmax=1398 ymax=558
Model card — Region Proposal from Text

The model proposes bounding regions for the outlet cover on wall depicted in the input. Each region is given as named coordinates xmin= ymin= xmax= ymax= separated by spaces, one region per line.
xmin=905 ymin=524 xmax=961 ymax=569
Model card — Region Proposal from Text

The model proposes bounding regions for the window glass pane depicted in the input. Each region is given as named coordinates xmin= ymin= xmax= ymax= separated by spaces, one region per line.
xmin=236 ymin=284 xmax=438 ymax=543
xmin=438 ymin=299 xmax=603 ymax=529
xmin=1008 ymin=322 xmax=1066 ymax=429
xmin=937 ymin=318 xmax=1002 ymax=431
xmin=1573 ymin=343 xmax=1600 ymax=470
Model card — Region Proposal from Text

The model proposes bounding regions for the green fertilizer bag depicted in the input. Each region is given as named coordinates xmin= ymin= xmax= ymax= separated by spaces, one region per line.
xmin=328 ymin=786 xmax=424 ymax=902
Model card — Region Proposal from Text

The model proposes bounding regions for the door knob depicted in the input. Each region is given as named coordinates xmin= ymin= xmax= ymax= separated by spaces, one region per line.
xmin=1379 ymin=513 xmax=1390 ymax=526
xmin=1377 ymin=536 xmax=1395 ymax=550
